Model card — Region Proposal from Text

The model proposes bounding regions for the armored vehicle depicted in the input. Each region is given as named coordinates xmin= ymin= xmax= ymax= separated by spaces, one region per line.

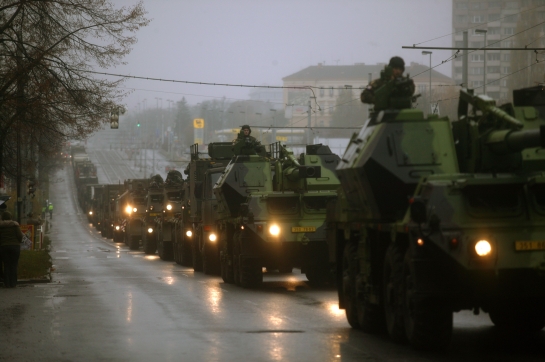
xmin=214 ymin=142 xmax=340 ymax=287
xmin=157 ymin=170 xmax=185 ymax=261
xmin=117 ymin=178 xmax=148 ymax=250
xmin=141 ymin=174 xmax=165 ymax=255
xmin=97 ymin=184 xmax=124 ymax=239
xmin=172 ymin=143 xmax=234 ymax=271
xmin=328 ymin=80 xmax=545 ymax=350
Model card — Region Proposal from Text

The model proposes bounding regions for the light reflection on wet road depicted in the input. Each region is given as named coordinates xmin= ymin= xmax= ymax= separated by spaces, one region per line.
xmin=2 ymin=166 xmax=545 ymax=361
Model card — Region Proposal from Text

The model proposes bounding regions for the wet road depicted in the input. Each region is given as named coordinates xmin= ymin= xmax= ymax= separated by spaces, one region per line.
xmin=2 ymin=158 xmax=545 ymax=361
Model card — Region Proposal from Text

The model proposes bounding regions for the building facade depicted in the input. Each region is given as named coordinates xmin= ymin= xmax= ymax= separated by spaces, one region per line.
xmin=452 ymin=0 xmax=545 ymax=101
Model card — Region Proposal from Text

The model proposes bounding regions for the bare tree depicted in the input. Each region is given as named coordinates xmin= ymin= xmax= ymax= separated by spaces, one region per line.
xmin=0 ymin=0 xmax=149 ymax=179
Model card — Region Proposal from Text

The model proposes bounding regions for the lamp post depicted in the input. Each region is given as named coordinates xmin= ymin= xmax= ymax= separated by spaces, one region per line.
xmin=422 ymin=51 xmax=432 ymax=114
xmin=270 ymin=109 xmax=277 ymax=143
xmin=475 ymin=29 xmax=487 ymax=94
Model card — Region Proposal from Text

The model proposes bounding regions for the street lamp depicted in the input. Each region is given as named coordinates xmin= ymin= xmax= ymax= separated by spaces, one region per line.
xmin=422 ymin=51 xmax=432 ymax=114
xmin=475 ymin=29 xmax=487 ymax=94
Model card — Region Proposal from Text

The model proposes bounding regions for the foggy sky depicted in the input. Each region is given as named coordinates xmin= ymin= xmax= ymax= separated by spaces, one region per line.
xmin=110 ymin=0 xmax=453 ymax=111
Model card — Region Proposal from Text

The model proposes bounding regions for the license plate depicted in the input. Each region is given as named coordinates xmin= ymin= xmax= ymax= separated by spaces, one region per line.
xmin=149 ymin=212 xmax=160 ymax=216
xmin=515 ymin=241 xmax=545 ymax=251
xmin=291 ymin=226 xmax=316 ymax=233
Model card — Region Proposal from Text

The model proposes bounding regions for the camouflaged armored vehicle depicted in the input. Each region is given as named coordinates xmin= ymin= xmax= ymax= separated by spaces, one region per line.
xmin=117 ymin=178 xmax=148 ymax=250
xmin=328 ymin=77 xmax=545 ymax=350
xmin=172 ymin=143 xmax=234 ymax=270
xmin=156 ymin=170 xmax=185 ymax=261
xmin=214 ymin=142 xmax=340 ymax=287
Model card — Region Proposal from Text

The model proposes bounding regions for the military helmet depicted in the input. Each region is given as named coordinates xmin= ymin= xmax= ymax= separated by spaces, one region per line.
xmin=241 ymin=125 xmax=251 ymax=134
xmin=389 ymin=56 xmax=405 ymax=71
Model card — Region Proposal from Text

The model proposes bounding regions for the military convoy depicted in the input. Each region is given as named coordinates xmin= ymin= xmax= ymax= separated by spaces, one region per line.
xmin=327 ymin=67 xmax=545 ymax=349
xmin=69 ymin=79 xmax=545 ymax=350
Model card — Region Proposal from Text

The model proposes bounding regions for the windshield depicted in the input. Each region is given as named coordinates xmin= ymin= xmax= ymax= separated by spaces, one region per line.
xmin=267 ymin=197 xmax=299 ymax=215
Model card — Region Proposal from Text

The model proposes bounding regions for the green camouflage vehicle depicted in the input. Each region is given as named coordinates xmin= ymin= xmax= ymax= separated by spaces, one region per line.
xmin=141 ymin=174 xmax=164 ymax=255
xmin=117 ymin=178 xmax=149 ymax=250
xmin=156 ymin=170 xmax=185 ymax=261
xmin=97 ymin=184 xmax=124 ymax=239
xmin=172 ymin=143 xmax=234 ymax=270
xmin=214 ymin=142 xmax=340 ymax=287
xmin=328 ymin=79 xmax=545 ymax=350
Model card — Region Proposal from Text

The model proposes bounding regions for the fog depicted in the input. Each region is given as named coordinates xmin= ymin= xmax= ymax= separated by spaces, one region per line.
xmin=110 ymin=0 xmax=453 ymax=109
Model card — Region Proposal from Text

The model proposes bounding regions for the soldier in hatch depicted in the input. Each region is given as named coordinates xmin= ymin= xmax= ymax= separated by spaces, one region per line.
xmin=361 ymin=56 xmax=415 ymax=107
xmin=232 ymin=125 xmax=266 ymax=156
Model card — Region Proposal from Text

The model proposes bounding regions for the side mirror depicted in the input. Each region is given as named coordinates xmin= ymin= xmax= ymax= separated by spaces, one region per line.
xmin=410 ymin=198 xmax=427 ymax=224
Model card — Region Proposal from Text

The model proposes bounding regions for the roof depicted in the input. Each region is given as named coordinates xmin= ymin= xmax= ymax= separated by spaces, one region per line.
xmin=282 ymin=63 xmax=453 ymax=84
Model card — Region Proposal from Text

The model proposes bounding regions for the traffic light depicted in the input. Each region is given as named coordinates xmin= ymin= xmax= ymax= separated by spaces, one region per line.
xmin=110 ymin=109 xmax=119 ymax=129
xmin=27 ymin=179 xmax=36 ymax=198
xmin=137 ymin=122 xmax=140 ymax=127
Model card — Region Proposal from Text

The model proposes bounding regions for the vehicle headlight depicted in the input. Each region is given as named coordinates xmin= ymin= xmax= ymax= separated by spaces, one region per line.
xmin=185 ymin=230 xmax=193 ymax=237
xmin=147 ymin=227 xmax=153 ymax=233
xmin=115 ymin=226 xmax=120 ymax=231
xmin=125 ymin=205 xmax=132 ymax=214
xmin=269 ymin=224 xmax=281 ymax=236
xmin=209 ymin=233 xmax=217 ymax=242
xmin=88 ymin=211 xmax=93 ymax=215
xmin=133 ymin=207 xmax=137 ymax=213
xmin=166 ymin=204 xmax=173 ymax=211
xmin=475 ymin=240 xmax=492 ymax=257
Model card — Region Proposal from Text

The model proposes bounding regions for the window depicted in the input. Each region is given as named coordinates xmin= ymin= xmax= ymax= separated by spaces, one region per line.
xmin=503 ymin=53 xmax=511 ymax=61
xmin=472 ymin=80 xmax=484 ymax=87
xmin=471 ymin=41 xmax=484 ymax=48
xmin=501 ymin=79 xmax=508 ymax=87
xmin=455 ymin=67 xmax=463 ymax=74
xmin=487 ymin=66 xmax=500 ymax=73
xmin=489 ymin=28 xmax=500 ymax=35
xmin=505 ymin=14 xmax=518 ymax=22
xmin=328 ymin=87 xmax=334 ymax=97
xmin=417 ymin=84 xmax=427 ymax=94
xmin=473 ymin=15 xmax=485 ymax=23
xmin=456 ymin=15 xmax=468 ymax=23
xmin=488 ymin=79 xmax=500 ymax=86
xmin=502 ymin=66 xmax=511 ymax=74
xmin=455 ymin=41 xmax=465 ymax=47
xmin=488 ymin=13 xmax=501 ymax=21
xmin=473 ymin=29 xmax=486 ymax=36
xmin=488 ymin=1 xmax=501 ymax=7
xmin=470 ymin=2 xmax=482 ymax=9
xmin=319 ymin=87 xmax=324 ymax=97
xmin=456 ymin=2 xmax=468 ymax=9
xmin=471 ymin=54 xmax=485 ymax=62
xmin=503 ymin=28 xmax=515 ymax=35
xmin=502 ymin=40 xmax=513 ymax=48
xmin=488 ymin=53 xmax=500 ymax=61
xmin=471 ymin=67 xmax=484 ymax=75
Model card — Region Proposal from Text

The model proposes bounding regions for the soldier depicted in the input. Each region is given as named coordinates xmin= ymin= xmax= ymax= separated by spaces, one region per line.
xmin=232 ymin=125 xmax=266 ymax=156
xmin=48 ymin=203 xmax=54 ymax=219
xmin=361 ymin=56 xmax=415 ymax=105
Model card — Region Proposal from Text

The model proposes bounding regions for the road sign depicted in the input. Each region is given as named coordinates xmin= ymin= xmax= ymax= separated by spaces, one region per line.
xmin=193 ymin=118 xmax=205 ymax=128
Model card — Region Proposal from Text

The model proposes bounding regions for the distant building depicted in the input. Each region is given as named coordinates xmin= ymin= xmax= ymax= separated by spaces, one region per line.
xmin=248 ymin=87 xmax=283 ymax=111
xmin=451 ymin=0 xmax=545 ymax=100
xmin=282 ymin=62 xmax=453 ymax=128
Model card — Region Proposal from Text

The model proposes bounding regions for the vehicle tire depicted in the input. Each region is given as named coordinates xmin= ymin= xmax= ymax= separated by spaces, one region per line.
xmin=233 ymin=231 xmax=242 ymax=286
xmin=158 ymin=241 xmax=174 ymax=261
xmin=239 ymin=256 xmax=262 ymax=288
xmin=278 ymin=265 xmax=293 ymax=274
xmin=143 ymin=232 xmax=157 ymax=255
xmin=403 ymin=250 xmax=452 ymax=351
xmin=343 ymin=240 xmax=383 ymax=332
xmin=220 ymin=229 xmax=235 ymax=283
xmin=202 ymin=242 xmax=219 ymax=275
xmin=306 ymin=265 xmax=332 ymax=286
xmin=489 ymin=303 xmax=545 ymax=332
xmin=192 ymin=229 xmax=203 ymax=272
xmin=383 ymin=243 xmax=407 ymax=343
xmin=181 ymin=237 xmax=193 ymax=267
xmin=129 ymin=235 xmax=140 ymax=251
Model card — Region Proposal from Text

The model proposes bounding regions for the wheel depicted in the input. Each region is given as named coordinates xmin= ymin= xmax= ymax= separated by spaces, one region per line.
xmin=220 ymin=229 xmax=235 ymax=283
xmin=129 ymin=235 xmax=140 ymax=251
xmin=403 ymin=250 xmax=452 ymax=351
xmin=203 ymin=241 xmax=219 ymax=275
xmin=489 ymin=303 xmax=545 ymax=332
xmin=342 ymin=242 xmax=361 ymax=329
xmin=158 ymin=241 xmax=174 ymax=261
xmin=233 ymin=231 xmax=242 ymax=286
xmin=143 ymin=232 xmax=157 ymax=255
xmin=181 ymin=236 xmax=193 ymax=266
xmin=192 ymin=229 xmax=203 ymax=272
xmin=383 ymin=243 xmax=406 ymax=342
xmin=305 ymin=265 xmax=331 ymax=286
xmin=239 ymin=256 xmax=262 ymax=288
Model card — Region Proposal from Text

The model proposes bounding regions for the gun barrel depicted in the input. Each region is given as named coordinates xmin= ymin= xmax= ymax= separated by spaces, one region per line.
xmin=486 ymin=125 xmax=545 ymax=154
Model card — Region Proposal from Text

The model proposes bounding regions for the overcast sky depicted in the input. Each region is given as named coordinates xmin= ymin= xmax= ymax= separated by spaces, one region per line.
xmin=110 ymin=0 xmax=453 ymax=111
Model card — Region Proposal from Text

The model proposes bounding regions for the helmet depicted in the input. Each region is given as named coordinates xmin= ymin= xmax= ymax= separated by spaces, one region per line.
xmin=388 ymin=56 xmax=405 ymax=71
xmin=241 ymin=125 xmax=251 ymax=134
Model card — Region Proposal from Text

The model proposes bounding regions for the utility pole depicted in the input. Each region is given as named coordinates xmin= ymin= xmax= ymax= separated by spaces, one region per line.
xmin=307 ymin=99 xmax=312 ymax=144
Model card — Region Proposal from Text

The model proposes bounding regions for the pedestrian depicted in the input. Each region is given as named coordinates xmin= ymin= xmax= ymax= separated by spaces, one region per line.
xmin=48 ymin=203 xmax=54 ymax=219
xmin=41 ymin=205 xmax=46 ymax=219
xmin=0 ymin=211 xmax=24 ymax=288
